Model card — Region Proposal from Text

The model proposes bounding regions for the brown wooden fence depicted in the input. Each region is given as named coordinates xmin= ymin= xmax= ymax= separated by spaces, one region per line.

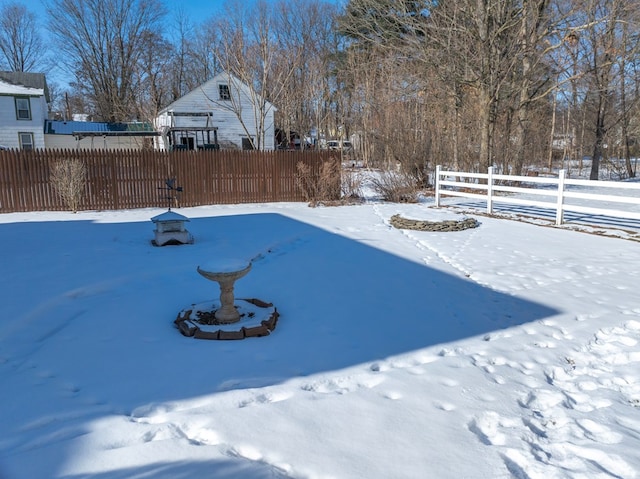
xmin=0 ymin=149 xmax=339 ymax=213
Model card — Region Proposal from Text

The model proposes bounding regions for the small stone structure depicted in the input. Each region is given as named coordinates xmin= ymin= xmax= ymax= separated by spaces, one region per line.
xmin=175 ymin=298 xmax=279 ymax=340
xmin=390 ymin=214 xmax=479 ymax=232
xmin=175 ymin=259 xmax=278 ymax=340
xmin=151 ymin=210 xmax=193 ymax=246
xmin=197 ymin=259 xmax=252 ymax=324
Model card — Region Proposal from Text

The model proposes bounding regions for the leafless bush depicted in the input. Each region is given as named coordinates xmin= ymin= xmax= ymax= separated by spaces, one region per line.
xmin=50 ymin=158 xmax=87 ymax=212
xmin=369 ymin=168 xmax=420 ymax=203
xmin=296 ymin=160 xmax=341 ymax=206
xmin=341 ymin=169 xmax=364 ymax=199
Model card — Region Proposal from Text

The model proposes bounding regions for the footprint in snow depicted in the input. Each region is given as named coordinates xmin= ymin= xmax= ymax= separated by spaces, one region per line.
xmin=238 ymin=390 xmax=293 ymax=408
xmin=468 ymin=411 xmax=518 ymax=446
xmin=576 ymin=418 xmax=623 ymax=444
xmin=434 ymin=401 xmax=456 ymax=411
xmin=301 ymin=374 xmax=384 ymax=395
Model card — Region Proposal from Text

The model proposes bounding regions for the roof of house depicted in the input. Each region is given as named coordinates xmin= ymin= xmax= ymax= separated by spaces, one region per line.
xmin=158 ymin=72 xmax=277 ymax=116
xmin=0 ymin=71 xmax=49 ymax=101
xmin=45 ymin=120 xmax=156 ymax=135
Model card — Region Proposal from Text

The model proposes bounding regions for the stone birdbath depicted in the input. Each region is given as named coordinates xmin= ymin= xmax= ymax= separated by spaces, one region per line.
xmin=197 ymin=259 xmax=252 ymax=324
xmin=175 ymin=258 xmax=279 ymax=340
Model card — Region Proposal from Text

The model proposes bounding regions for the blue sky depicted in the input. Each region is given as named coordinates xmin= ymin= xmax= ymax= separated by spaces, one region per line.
xmin=12 ymin=0 xmax=343 ymax=24
xmin=7 ymin=0 xmax=342 ymax=87
xmin=11 ymin=0 xmax=228 ymax=26
xmin=175 ymin=0 xmax=227 ymax=20
xmin=6 ymin=0 xmax=235 ymax=86
xmin=12 ymin=0 xmax=343 ymax=37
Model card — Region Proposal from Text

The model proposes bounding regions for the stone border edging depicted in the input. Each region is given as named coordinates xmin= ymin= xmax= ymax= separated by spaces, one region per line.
xmin=175 ymin=298 xmax=279 ymax=340
xmin=390 ymin=214 xmax=479 ymax=232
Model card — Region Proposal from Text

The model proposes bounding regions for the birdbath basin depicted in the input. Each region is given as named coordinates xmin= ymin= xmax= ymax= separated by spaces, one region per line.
xmin=197 ymin=259 xmax=252 ymax=324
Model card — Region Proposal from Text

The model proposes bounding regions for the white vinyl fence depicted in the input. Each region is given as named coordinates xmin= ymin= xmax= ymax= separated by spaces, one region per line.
xmin=435 ymin=166 xmax=640 ymax=226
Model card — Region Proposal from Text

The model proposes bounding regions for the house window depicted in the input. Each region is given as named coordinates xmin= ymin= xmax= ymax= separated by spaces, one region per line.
xmin=19 ymin=132 xmax=34 ymax=150
xmin=15 ymin=97 xmax=31 ymax=120
xmin=242 ymin=137 xmax=255 ymax=150
xmin=219 ymin=84 xmax=230 ymax=101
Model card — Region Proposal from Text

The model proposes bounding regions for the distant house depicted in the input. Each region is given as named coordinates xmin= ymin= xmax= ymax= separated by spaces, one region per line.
xmin=0 ymin=71 xmax=49 ymax=150
xmin=551 ymin=133 xmax=576 ymax=151
xmin=44 ymin=120 xmax=159 ymax=150
xmin=155 ymin=72 xmax=276 ymax=151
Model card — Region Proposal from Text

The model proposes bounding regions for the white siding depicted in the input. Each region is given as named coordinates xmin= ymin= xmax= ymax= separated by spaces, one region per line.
xmin=0 ymin=94 xmax=47 ymax=149
xmin=156 ymin=73 xmax=276 ymax=150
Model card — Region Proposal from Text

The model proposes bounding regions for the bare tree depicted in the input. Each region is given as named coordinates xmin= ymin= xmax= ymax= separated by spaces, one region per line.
xmin=337 ymin=0 xmax=432 ymax=171
xmin=0 ymin=2 xmax=46 ymax=72
xmin=574 ymin=0 xmax=630 ymax=179
xmin=274 ymin=0 xmax=340 ymax=150
xmin=211 ymin=0 xmax=301 ymax=150
xmin=45 ymin=0 xmax=166 ymax=121
xmin=339 ymin=45 xmax=379 ymax=167
xmin=338 ymin=0 xmax=527 ymax=171
xmin=510 ymin=0 xmax=555 ymax=175
xmin=185 ymin=24 xmax=221 ymax=90
xmin=613 ymin=5 xmax=640 ymax=178
xmin=584 ymin=0 xmax=614 ymax=179
xmin=133 ymin=30 xmax=175 ymax=122
xmin=166 ymin=7 xmax=209 ymax=101
xmin=460 ymin=0 xmax=524 ymax=170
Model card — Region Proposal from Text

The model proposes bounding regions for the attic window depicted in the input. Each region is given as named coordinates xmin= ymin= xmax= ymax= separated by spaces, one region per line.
xmin=15 ymin=97 xmax=31 ymax=120
xmin=219 ymin=84 xmax=230 ymax=101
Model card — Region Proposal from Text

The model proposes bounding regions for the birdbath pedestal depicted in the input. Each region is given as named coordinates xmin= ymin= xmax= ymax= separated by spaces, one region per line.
xmin=197 ymin=259 xmax=252 ymax=324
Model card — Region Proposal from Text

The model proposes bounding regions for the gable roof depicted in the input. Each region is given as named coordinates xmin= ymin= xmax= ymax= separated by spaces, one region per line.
xmin=159 ymin=72 xmax=276 ymax=115
xmin=0 ymin=71 xmax=49 ymax=101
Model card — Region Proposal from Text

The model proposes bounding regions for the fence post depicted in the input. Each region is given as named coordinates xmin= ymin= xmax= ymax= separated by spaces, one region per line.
xmin=435 ymin=165 xmax=441 ymax=207
xmin=487 ymin=166 xmax=494 ymax=214
xmin=556 ymin=169 xmax=566 ymax=225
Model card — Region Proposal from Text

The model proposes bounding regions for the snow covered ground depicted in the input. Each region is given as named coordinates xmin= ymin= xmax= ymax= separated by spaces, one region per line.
xmin=1 ymin=190 xmax=639 ymax=478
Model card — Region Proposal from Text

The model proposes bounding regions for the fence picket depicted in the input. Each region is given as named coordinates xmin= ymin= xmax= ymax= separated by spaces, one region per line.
xmin=0 ymin=148 xmax=335 ymax=213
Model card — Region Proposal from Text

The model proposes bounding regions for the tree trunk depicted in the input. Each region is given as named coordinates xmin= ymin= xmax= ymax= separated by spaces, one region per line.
xmin=478 ymin=88 xmax=494 ymax=171
xmin=514 ymin=96 xmax=529 ymax=176
xmin=547 ymin=87 xmax=557 ymax=172
xmin=590 ymin=105 xmax=605 ymax=180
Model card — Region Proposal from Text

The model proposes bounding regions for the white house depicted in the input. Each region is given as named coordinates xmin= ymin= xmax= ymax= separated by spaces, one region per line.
xmin=0 ymin=72 xmax=49 ymax=150
xmin=155 ymin=72 xmax=276 ymax=151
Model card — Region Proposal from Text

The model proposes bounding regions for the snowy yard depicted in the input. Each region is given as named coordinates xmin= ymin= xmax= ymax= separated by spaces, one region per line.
xmin=1 ymin=196 xmax=639 ymax=478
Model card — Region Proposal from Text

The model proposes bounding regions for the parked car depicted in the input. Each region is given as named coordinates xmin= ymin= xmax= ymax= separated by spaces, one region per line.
xmin=327 ymin=140 xmax=353 ymax=151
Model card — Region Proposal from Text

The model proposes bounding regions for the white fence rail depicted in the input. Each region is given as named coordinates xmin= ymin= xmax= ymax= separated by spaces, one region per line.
xmin=435 ymin=165 xmax=640 ymax=226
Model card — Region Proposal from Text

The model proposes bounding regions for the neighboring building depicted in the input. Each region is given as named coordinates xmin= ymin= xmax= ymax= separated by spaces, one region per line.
xmin=155 ymin=72 xmax=276 ymax=151
xmin=552 ymin=133 xmax=576 ymax=151
xmin=44 ymin=120 xmax=159 ymax=150
xmin=0 ymin=71 xmax=49 ymax=150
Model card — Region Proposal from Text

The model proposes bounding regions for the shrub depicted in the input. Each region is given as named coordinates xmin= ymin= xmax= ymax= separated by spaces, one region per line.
xmin=296 ymin=160 xmax=341 ymax=205
xmin=50 ymin=158 xmax=87 ymax=212
xmin=341 ymin=169 xmax=364 ymax=200
xmin=369 ymin=168 xmax=421 ymax=203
